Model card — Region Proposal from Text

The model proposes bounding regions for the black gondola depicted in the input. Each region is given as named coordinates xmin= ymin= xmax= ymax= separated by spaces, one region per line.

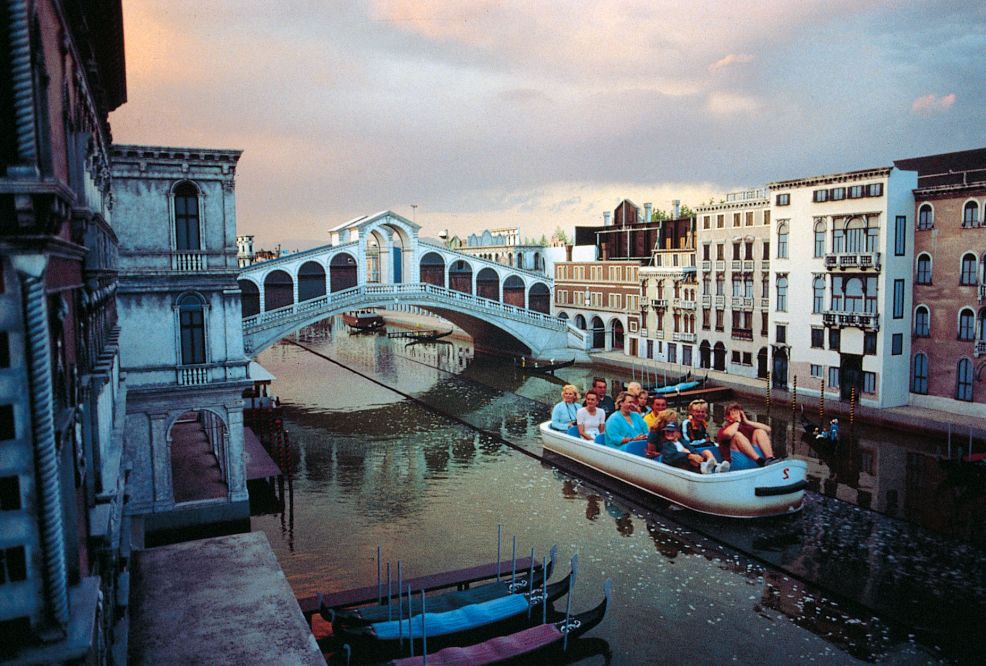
xmin=513 ymin=357 xmax=576 ymax=374
xmin=642 ymin=370 xmax=691 ymax=393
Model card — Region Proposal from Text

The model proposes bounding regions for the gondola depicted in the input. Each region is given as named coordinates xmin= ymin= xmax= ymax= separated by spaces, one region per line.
xmin=800 ymin=406 xmax=840 ymax=445
xmin=381 ymin=580 xmax=611 ymax=666
xmin=642 ymin=371 xmax=690 ymax=393
xmin=326 ymin=547 xmax=558 ymax=627
xmin=343 ymin=310 xmax=386 ymax=332
xmin=387 ymin=329 xmax=453 ymax=343
xmin=539 ymin=422 xmax=807 ymax=518
xmin=326 ymin=568 xmax=575 ymax=660
xmin=513 ymin=357 xmax=576 ymax=374
xmin=649 ymin=373 xmax=707 ymax=395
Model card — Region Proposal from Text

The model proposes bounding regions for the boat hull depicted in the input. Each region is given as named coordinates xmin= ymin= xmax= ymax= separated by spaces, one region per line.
xmin=539 ymin=423 xmax=807 ymax=518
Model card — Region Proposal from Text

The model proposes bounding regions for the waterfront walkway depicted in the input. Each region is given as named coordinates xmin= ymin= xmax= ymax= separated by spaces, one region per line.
xmin=129 ymin=532 xmax=323 ymax=665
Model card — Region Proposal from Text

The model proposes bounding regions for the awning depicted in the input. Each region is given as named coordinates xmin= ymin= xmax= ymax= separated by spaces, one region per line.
xmin=248 ymin=361 xmax=275 ymax=383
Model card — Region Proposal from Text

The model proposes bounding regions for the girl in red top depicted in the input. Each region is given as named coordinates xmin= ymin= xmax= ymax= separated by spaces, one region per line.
xmin=715 ymin=402 xmax=777 ymax=467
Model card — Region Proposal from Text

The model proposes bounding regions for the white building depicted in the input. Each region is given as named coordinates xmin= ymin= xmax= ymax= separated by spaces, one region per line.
xmin=767 ymin=166 xmax=917 ymax=408
xmin=111 ymin=145 xmax=252 ymax=537
xmin=236 ymin=234 xmax=255 ymax=267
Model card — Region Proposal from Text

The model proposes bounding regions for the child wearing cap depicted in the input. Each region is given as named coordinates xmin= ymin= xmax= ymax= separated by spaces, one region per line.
xmin=647 ymin=409 xmax=719 ymax=474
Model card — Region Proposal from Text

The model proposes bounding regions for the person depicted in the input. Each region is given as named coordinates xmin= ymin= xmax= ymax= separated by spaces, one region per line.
xmin=645 ymin=408 xmax=677 ymax=459
xmin=576 ymin=390 xmax=606 ymax=441
xmin=635 ymin=389 xmax=650 ymax=416
xmin=644 ymin=394 xmax=669 ymax=429
xmin=587 ymin=377 xmax=616 ymax=414
xmin=604 ymin=391 xmax=649 ymax=447
xmin=550 ymin=384 xmax=580 ymax=432
xmin=651 ymin=421 xmax=719 ymax=474
xmin=715 ymin=402 xmax=777 ymax=466
xmin=682 ymin=399 xmax=728 ymax=473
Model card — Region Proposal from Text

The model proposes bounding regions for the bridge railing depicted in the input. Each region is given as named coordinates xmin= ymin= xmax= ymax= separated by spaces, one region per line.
xmin=242 ymin=282 xmax=567 ymax=334
xmin=418 ymin=240 xmax=554 ymax=281
xmin=241 ymin=240 xmax=359 ymax=272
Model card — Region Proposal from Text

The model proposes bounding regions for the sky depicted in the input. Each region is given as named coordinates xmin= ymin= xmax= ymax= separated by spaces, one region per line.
xmin=108 ymin=0 xmax=986 ymax=251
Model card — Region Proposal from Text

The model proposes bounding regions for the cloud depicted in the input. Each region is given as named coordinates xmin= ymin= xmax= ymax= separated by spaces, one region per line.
xmin=704 ymin=92 xmax=760 ymax=116
xmin=708 ymin=53 xmax=754 ymax=72
xmin=911 ymin=93 xmax=956 ymax=116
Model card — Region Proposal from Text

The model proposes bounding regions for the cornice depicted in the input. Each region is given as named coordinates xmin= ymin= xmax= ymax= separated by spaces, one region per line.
xmin=769 ymin=167 xmax=892 ymax=190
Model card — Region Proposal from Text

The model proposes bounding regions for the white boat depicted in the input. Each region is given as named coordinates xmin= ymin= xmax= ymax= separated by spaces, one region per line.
xmin=539 ymin=422 xmax=808 ymax=518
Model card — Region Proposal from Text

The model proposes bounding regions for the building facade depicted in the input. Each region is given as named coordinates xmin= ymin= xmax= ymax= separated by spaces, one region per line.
xmin=236 ymin=234 xmax=255 ymax=267
xmin=895 ymin=148 xmax=986 ymax=415
xmin=767 ymin=166 xmax=917 ymax=408
xmin=448 ymin=227 xmax=548 ymax=273
xmin=111 ymin=145 xmax=251 ymax=537
xmin=0 ymin=0 xmax=130 ymax=660
xmin=554 ymin=261 xmax=640 ymax=351
xmin=695 ymin=189 xmax=772 ymax=378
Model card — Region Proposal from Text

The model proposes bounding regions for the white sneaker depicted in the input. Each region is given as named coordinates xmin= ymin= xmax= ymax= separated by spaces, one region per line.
xmin=700 ymin=460 xmax=715 ymax=474
xmin=715 ymin=460 xmax=731 ymax=474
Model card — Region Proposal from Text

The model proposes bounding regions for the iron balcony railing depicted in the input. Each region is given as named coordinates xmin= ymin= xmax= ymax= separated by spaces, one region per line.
xmin=823 ymin=252 xmax=882 ymax=271
xmin=975 ymin=340 xmax=986 ymax=357
xmin=672 ymin=332 xmax=697 ymax=343
xmin=822 ymin=310 xmax=880 ymax=330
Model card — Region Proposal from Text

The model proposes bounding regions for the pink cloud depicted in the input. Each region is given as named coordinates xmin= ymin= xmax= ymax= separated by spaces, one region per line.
xmin=911 ymin=93 xmax=956 ymax=115
xmin=708 ymin=53 xmax=754 ymax=72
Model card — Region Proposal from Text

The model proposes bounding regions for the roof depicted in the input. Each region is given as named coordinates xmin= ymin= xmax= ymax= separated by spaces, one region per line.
xmin=328 ymin=210 xmax=420 ymax=234
xmin=894 ymin=147 xmax=986 ymax=190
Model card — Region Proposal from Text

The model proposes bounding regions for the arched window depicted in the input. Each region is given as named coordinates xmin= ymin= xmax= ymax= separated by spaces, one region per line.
xmin=911 ymin=353 xmax=928 ymax=394
xmin=956 ymin=359 xmax=973 ymax=401
xmin=917 ymin=203 xmax=933 ymax=230
xmin=813 ymin=220 xmax=826 ymax=257
xmin=776 ymin=276 xmax=788 ymax=312
xmin=915 ymin=253 xmax=932 ymax=284
xmin=812 ymin=276 xmax=825 ymax=313
xmin=963 ymin=200 xmax=980 ymax=227
xmin=174 ymin=182 xmax=201 ymax=250
xmin=776 ymin=222 xmax=789 ymax=259
xmin=958 ymin=308 xmax=976 ymax=340
xmin=177 ymin=294 xmax=207 ymax=365
xmin=960 ymin=253 xmax=977 ymax=285
xmin=842 ymin=276 xmax=865 ymax=313
xmin=914 ymin=305 xmax=930 ymax=337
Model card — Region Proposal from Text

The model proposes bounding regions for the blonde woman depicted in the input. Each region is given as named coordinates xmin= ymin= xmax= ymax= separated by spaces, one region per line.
xmin=550 ymin=384 xmax=580 ymax=432
xmin=604 ymin=391 xmax=649 ymax=447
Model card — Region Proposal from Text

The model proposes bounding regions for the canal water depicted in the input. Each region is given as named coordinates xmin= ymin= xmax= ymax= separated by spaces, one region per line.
xmin=252 ymin=317 xmax=985 ymax=664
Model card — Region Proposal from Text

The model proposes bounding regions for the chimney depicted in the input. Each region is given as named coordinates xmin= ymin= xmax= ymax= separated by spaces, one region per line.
xmin=603 ymin=211 xmax=612 ymax=227
xmin=672 ymin=199 xmax=680 ymax=219
xmin=644 ymin=202 xmax=652 ymax=223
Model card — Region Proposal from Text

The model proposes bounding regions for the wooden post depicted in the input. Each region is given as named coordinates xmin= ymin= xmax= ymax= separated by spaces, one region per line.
xmin=850 ymin=386 xmax=856 ymax=425
xmin=819 ymin=379 xmax=825 ymax=421
xmin=790 ymin=376 xmax=797 ymax=449
xmin=766 ymin=372 xmax=772 ymax=412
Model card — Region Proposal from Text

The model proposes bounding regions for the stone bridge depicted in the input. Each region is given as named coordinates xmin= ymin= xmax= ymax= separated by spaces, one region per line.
xmin=238 ymin=211 xmax=589 ymax=359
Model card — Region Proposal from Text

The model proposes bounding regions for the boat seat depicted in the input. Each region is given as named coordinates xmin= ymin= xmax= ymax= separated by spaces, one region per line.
xmin=618 ymin=440 xmax=649 ymax=457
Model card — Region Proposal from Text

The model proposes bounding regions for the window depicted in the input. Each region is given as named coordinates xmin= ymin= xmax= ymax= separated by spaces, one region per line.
xmin=867 ymin=183 xmax=883 ymax=197
xmin=716 ymin=244 xmax=724 ymax=260
xmin=863 ymin=371 xmax=876 ymax=394
xmin=811 ymin=328 xmax=824 ymax=348
xmin=848 ymin=185 xmax=864 ymax=199
xmin=812 ymin=276 xmax=825 ymax=313
xmin=813 ymin=189 xmax=829 ymax=203
xmin=746 ymin=212 xmax=754 ymax=226
xmin=0 ymin=331 xmax=7 ymax=368
xmin=762 ymin=241 xmax=770 ymax=259
xmin=915 ymin=254 xmax=932 ymax=284
xmin=731 ymin=350 xmax=741 ymax=364
xmin=892 ymin=333 xmax=903 ymax=355
xmin=0 ymin=545 xmax=28 ymax=583
xmin=733 ymin=212 xmax=741 ymax=227
xmin=0 ymin=476 xmax=20 ymax=511
xmin=776 ymin=324 xmax=787 ymax=344
xmin=831 ymin=187 xmax=845 ymax=201
xmin=715 ymin=309 xmax=724 ymax=331
xmin=963 ymin=200 xmax=980 ymax=227
xmin=810 ymin=364 xmax=823 ymax=378
xmin=828 ymin=366 xmax=840 ymax=388
xmin=703 ymin=244 xmax=711 ymax=261
xmin=777 ymin=222 xmax=788 ymax=259
xmin=0 ymin=405 xmax=13 ymax=440
xmin=173 ymin=182 xmax=201 ymax=250
xmin=776 ymin=193 xmax=790 ymax=206
xmin=914 ymin=306 xmax=930 ymax=337
xmin=917 ymin=203 xmax=933 ymax=230
xmin=732 ymin=242 xmax=741 ymax=260
xmin=702 ymin=308 xmax=710 ymax=329
xmin=763 ymin=210 xmax=770 ymax=226
xmin=958 ymin=308 xmax=976 ymax=340
xmin=864 ymin=331 xmax=877 ymax=355
xmin=814 ymin=220 xmax=826 ymax=257
xmin=893 ymin=279 xmax=904 ymax=319
xmin=703 ymin=215 xmax=711 ymax=229
xmin=956 ymin=359 xmax=974 ymax=401
xmin=776 ymin=276 xmax=788 ymax=312
xmin=894 ymin=216 xmax=906 ymax=256
xmin=716 ymin=214 xmax=724 ymax=228
xmin=829 ymin=328 xmax=840 ymax=351
xmin=960 ymin=253 xmax=977 ymax=285
xmin=177 ymin=293 xmax=207 ymax=365
xmin=911 ymin=353 xmax=929 ymax=394
xmin=744 ymin=241 xmax=753 ymax=260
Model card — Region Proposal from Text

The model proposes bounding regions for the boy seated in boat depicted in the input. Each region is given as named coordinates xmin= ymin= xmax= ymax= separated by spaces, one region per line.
xmin=649 ymin=419 xmax=719 ymax=474
xmin=682 ymin=399 xmax=729 ymax=473
xmin=715 ymin=402 xmax=778 ymax=467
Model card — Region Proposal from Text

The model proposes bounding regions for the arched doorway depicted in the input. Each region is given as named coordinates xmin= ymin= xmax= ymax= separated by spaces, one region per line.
xmin=611 ymin=319 xmax=625 ymax=350
xmin=449 ymin=260 xmax=473 ymax=294
xmin=170 ymin=410 xmax=228 ymax=503
xmin=476 ymin=267 xmax=499 ymax=300
xmin=574 ymin=314 xmax=587 ymax=330
xmin=533 ymin=252 xmax=542 ymax=271
xmin=264 ymin=270 xmax=293 ymax=311
xmin=503 ymin=275 xmax=525 ymax=307
xmin=298 ymin=261 xmax=326 ymax=301
xmin=757 ymin=347 xmax=768 ymax=379
xmin=392 ymin=233 xmax=404 ymax=283
xmin=238 ymin=279 xmax=259 ymax=317
xmin=591 ymin=316 xmax=605 ymax=349
xmin=366 ymin=236 xmax=381 ymax=283
xmin=528 ymin=282 xmax=550 ymax=313
xmin=557 ymin=311 xmax=569 ymax=321
xmin=699 ymin=340 xmax=711 ymax=369
xmin=329 ymin=253 xmax=357 ymax=292
xmin=772 ymin=347 xmax=789 ymax=389
xmin=419 ymin=252 xmax=445 ymax=287
xmin=713 ymin=341 xmax=726 ymax=371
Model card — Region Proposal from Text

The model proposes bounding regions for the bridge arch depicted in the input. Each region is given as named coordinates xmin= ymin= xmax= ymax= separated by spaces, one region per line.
xmin=557 ymin=311 xmax=569 ymax=321
xmin=590 ymin=315 xmax=605 ymax=349
xmin=476 ymin=267 xmax=499 ymax=300
xmin=420 ymin=252 xmax=446 ymax=287
xmin=264 ymin=270 xmax=293 ymax=311
xmin=449 ymin=259 xmax=473 ymax=294
xmin=574 ymin=314 xmax=586 ymax=330
xmin=528 ymin=282 xmax=550 ymax=314
xmin=330 ymin=252 xmax=358 ymax=292
xmin=238 ymin=279 xmax=260 ymax=317
xmin=503 ymin=275 xmax=525 ymax=308
xmin=298 ymin=261 xmax=326 ymax=301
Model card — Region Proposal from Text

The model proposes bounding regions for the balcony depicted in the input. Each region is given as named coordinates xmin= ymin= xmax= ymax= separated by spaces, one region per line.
xmin=701 ymin=260 xmax=711 ymax=272
xmin=980 ymin=283 xmax=986 ymax=302
xmin=761 ymin=259 xmax=770 ymax=270
xmin=715 ymin=261 xmax=726 ymax=272
xmin=743 ymin=260 xmax=754 ymax=272
xmin=172 ymin=250 xmax=208 ymax=272
xmin=730 ymin=260 xmax=742 ymax=272
xmin=976 ymin=340 xmax=986 ymax=357
xmin=823 ymin=252 xmax=882 ymax=271
xmin=760 ymin=298 xmax=770 ymax=310
xmin=701 ymin=295 xmax=712 ymax=307
xmin=651 ymin=330 xmax=665 ymax=340
xmin=822 ymin=310 xmax=880 ymax=331
xmin=731 ymin=327 xmax=753 ymax=341
xmin=177 ymin=364 xmax=211 ymax=386
xmin=673 ymin=299 xmax=697 ymax=310
xmin=672 ymin=332 xmax=697 ymax=343
xmin=714 ymin=296 xmax=725 ymax=308
xmin=652 ymin=298 xmax=668 ymax=308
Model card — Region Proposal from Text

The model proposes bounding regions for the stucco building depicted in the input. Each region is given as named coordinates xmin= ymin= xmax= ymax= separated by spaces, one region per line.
xmin=554 ymin=261 xmax=640 ymax=351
